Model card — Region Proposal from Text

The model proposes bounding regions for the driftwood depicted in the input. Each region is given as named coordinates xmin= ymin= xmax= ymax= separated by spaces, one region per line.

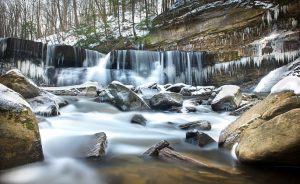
xmin=143 ymin=140 xmax=235 ymax=175
xmin=159 ymin=147 xmax=208 ymax=168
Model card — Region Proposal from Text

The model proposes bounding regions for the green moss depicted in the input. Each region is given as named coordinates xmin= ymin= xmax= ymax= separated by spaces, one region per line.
xmin=24 ymin=120 xmax=34 ymax=130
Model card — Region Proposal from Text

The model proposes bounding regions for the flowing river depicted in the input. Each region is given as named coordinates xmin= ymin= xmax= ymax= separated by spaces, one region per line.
xmin=1 ymin=96 xmax=299 ymax=184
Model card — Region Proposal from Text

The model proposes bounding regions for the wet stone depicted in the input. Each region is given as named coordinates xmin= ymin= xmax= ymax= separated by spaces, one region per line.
xmin=86 ymin=132 xmax=107 ymax=159
xmin=143 ymin=140 xmax=172 ymax=157
xmin=186 ymin=130 xmax=216 ymax=147
xmin=131 ymin=114 xmax=147 ymax=126
xmin=179 ymin=120 xmax=212 ymax=131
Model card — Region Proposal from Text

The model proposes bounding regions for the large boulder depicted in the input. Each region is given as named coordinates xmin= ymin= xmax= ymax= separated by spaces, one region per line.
xmin=0 ymin=69 xmax=40 ymax=98
xmin=219 ymin=91 xmax=300 ymax=150
xmin=236 ymin=108 xmax=300 ymax=165
xmin=150 ymin=92 xmax=183 ymax=110
xmin=211 ymin=85 xmax=242 ymax=111
xmin=219 ymin=91 xmax=300 ymax=165
xmin=0 ymin=84 xmax=43 ymax=169
xmin=106 ymin=81 xmax=150 ymax=111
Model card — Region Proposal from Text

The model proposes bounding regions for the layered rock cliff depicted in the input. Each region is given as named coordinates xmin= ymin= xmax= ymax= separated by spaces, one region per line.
xmin=147 ymin=0 xmax=300 ymax=86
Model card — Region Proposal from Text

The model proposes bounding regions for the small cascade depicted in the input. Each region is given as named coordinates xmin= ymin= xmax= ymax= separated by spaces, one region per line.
xmin=162 ymin=51 xmax=203 ymax=85
xmin=83 ymin=50 xmax=105 ymax=67
xmin=87 ymin=53 xmax=111 ymax=85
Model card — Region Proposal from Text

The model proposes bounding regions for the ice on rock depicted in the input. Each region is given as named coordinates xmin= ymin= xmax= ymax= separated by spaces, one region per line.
xmin=271 ymin=76 xmax=300 ymax=95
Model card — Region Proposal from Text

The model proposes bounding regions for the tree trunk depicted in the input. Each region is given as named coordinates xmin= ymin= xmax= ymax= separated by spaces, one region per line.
xmin=73 ymin=0 xmax=79 ymax=28
xmin=131 ymin=0 xmax=137 ymax=38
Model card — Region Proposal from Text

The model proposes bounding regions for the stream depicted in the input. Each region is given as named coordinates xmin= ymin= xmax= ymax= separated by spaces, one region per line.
xmin=0 ymin=96 xmax=299 ymax=184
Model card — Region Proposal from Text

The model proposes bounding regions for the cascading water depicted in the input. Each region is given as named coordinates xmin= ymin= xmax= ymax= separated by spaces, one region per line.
xmin=87 ymin=50 xmax=204 ymax=86
xmin=1 ymin=35 xmax=299 ymax=87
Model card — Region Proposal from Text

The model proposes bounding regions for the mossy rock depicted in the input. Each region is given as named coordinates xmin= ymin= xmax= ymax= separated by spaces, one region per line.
xmin=0 ymin=84 xmax=43 ymax=170
xmin=0 ymin=69 xmax=40 ymax=99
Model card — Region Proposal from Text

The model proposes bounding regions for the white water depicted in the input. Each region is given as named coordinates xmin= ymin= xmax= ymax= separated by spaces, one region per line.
xmin=0 ymin=96 xmax=237 ymax=184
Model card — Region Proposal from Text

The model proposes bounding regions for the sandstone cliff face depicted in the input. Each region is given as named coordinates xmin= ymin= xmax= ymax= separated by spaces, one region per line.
xmin=147 ymin=0 xmax=300 ymax=86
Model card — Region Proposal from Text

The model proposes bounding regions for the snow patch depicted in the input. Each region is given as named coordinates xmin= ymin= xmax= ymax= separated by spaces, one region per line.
xmin=0 ymin=84 xmax=31 ymax=112
xmin=254 ymin=66 xmax=287 ymax=93
xmin=255 ymin=57 xmax=300 ymax=93
xmin=212 ymin=85 xmax=240 ymax=104
xmin=271 ymin=76 xmax=300 ymax=95
xmin=41 ymin=81 xmax=100 ymax=92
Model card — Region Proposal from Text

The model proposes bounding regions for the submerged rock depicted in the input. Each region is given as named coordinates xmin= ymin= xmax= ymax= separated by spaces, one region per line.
xmin=0 ymin=84 xmax=43 ymax=169
xmin=86 ymin=132 xmax=107 ymax=159
xmin=106 ymin=81 xmax=150 ymax=111
xmin=186 ymin=130 xmax=216 ymax=147
xmin=179 ymin=120 xmax=211 ymax=131
xmin=150 ymin=92 xmax=183 ymax=110
xmin=0 ymin=69 xmax=40 ymax=98
xmin=131 ymin=114 xmax=147 ymax=126
xmin=211 ymin=85 xmax=242 ymax=111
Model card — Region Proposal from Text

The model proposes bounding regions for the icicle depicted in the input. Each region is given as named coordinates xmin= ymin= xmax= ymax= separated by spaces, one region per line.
xmin=266 ymin=10 xmax=272 ymax=25
xmin=273 ymin=5 xmax=280 ymax=21
xmin=0 ymin=38 xmax=7 ymax=57
xmin=281 ymin=5 xmax=288 ymax=14
xmin=292 ymin=18 xmax=298 ymax=28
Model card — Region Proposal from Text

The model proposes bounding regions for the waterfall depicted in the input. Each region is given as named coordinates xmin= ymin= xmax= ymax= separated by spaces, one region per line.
xmin=83 ymin=50 xmax=105 ymax=67
xmin=86 ymin=50 xmax=204 ymax=86
xmin=1 ymin=37 xmax=299 ymax=87
xmin=87 ymin=53 xmax=111 ymax=85
xmin=43 ymin=45 xmax=105 ymax=86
